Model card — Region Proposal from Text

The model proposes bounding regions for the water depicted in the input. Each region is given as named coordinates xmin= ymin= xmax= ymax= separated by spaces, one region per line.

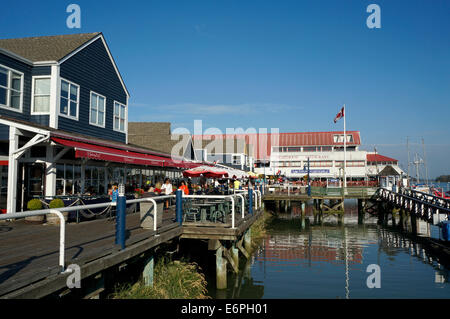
xmin=210 ymin=200 xmax=450 ymax=299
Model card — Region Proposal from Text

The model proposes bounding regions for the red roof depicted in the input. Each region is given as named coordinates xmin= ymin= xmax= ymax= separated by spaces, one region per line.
xmin=366 ymin=154 xmax=398 ymax=163
xmin=193 ymin=131 xmax=361 ymax=160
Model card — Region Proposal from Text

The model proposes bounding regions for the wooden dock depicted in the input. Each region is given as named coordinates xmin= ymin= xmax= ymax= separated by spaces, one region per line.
xmin=0 ymin=205 xmax=263 ymax=298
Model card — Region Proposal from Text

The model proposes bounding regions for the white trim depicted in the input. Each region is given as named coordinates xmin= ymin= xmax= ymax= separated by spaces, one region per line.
xmin=125 ymin=95 xmax=129 ymax=144
xmin=0 ymin=63 xmax=24 ymax=113
xmin=113 ymin=100 xmax=127 ymax=133
xmin=89 ymin=90 xmax=106 ymax=128
xmin=58 ymin=34 xmax=130 ymax=98
xmin=0 ymin=48 xmax=33 ymax=65
xmin=58 ymin=77 xmax=80 ymax=121
xmin=0 ymin=118 xmax=51 ymax=136
xmin=30 ymin=75 xmax=51 ymax=115
xmin=50 ymin=65 xmax=60 ymax=128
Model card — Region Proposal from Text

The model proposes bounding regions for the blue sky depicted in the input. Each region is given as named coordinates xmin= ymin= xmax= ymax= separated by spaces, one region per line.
xmin=1 ymin=0 xmax=449 ymax=178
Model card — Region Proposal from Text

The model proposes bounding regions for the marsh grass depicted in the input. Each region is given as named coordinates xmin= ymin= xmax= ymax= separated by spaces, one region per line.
xmin=249 ymin=210 xmax=273 ymax=251
xmin=110 ymin=257 xmax=209 ymax=299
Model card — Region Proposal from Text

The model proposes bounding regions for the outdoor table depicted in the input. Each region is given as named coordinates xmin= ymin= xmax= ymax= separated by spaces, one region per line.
xmin=192 ymin=203 xmax=216 ymax=222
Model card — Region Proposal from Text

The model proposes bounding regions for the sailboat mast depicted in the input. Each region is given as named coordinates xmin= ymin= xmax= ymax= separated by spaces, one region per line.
xmin=422 ymin=137 xmax=429 ymax=186
xmin=407 ymin=137 xmax=410 ymax=187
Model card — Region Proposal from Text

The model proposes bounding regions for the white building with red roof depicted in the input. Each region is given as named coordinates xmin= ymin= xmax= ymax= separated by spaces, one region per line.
xmin=193 ymin=131 xmax=404 ymax=181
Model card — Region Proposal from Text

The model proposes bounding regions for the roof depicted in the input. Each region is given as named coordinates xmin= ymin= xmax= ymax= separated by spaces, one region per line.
xmin=367 ymin=154 xmax=398 ymax=163
xmin=193 ymin=131 xmax=361 ymax=159
xmin=128 ymin=122 xmax=194 ymax=158
xmin=378 ymin=165 xmax=401 ymax=176
xmin=194 ymin=137 xmax=250 ymax=155
xmin=0 ymin=33 xmax=101 ymax=62
xmin=0 ymin=32 xmax=129 ymax=97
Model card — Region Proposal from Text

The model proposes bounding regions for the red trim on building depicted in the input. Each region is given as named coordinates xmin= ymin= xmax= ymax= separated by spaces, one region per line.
xmin=0 ymin=161 xmax=8 ymax=166
xmin=51 ymin=137 xmax=199 ymax=169
xmin=366 ymin=154 xmax=398 ymax=163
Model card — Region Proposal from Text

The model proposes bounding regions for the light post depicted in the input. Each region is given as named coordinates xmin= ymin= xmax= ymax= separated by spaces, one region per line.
xmin=304 ymin=157 xmax=311 ymax=197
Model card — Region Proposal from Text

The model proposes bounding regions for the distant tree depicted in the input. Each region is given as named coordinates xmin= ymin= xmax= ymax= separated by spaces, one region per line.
xmin=436 ymin=175 xmax=450 ymax=183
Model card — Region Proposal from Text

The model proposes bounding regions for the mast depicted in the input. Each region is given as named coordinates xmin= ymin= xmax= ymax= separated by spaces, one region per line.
xmin=407 ymin=137 xmax=410 ymax=187
xmin=343 ymin=104 xmax=347 ymax=188
xmin=422 ymin=137 xmax=429 ymax=186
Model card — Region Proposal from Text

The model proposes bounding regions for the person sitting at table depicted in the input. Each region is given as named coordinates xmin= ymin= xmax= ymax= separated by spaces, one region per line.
xmin=179 ymin=180 xmax=189 ymax=195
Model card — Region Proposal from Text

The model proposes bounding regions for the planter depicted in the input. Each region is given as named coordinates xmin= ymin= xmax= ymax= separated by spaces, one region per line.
xmin=140 ymin=201 xmax=164 ymax=229
xmin=46 ymin=211 xmax=69 ymax=225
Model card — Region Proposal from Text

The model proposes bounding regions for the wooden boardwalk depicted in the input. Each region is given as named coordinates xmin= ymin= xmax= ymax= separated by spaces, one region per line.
xmin=0 ymin=211 xmax=180 ymax=298
xmin=0 ymin=205 xmax=262 ymax=298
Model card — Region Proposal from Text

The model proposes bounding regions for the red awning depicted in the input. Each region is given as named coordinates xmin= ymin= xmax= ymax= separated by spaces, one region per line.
xmin=51 ymin=137 xmax=197 ymax=169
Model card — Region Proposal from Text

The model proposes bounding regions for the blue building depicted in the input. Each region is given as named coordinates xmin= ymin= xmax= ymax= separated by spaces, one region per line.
xmin=0 ymin=33 xmax=197 ymax=214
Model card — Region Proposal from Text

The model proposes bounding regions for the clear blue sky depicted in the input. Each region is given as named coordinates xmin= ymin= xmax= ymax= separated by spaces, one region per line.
xmin=1 ymin=0 xmax=449 ymax=178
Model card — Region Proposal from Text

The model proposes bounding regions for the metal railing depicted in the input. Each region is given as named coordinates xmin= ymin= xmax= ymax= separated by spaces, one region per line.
xmin=0 ymin=192 xmax=261 ymax=276
xmin=0 ymin=196 xmax=174 ymax=274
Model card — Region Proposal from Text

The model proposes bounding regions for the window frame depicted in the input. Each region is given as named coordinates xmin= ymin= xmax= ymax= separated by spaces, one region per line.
xmin=30 ymin=75 xmax=51 ymax=115
xmin=59 ymin=77 xmax=80 ymax=121
xmin=89 ymin=91 xmax=106 ymax=128
xmin=113 ymin=100 xmax=127 ymax=133
xmin=0 ymin=64 xmax=24 ymax=113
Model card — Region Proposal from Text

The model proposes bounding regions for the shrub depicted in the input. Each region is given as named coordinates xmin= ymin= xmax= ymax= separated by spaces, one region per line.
xmin=27 ymin=199 xmax=43 ymax=211
xmin=49 ymin=198 xmax=65 ymax=209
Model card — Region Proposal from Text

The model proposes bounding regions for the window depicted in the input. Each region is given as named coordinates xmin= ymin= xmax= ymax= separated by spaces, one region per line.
xmin=0 ymin=65 xmax=23 ymax=111
xmin=31 ymin=77 xmax=51 ymax=113
xmin=113 ymin=101 xmax=126 ymax=132
xmin=56 ymin=164 xmax=81 ymax=196
xmin=90 ymin=92 xmax=106 ymax=127
xmin=287 ymin=147 xmax=301 ymax=152
xmin=60 ymin=79 xmax=79 ymax=119
xmin=303 ymin=147 xmax=317 ymax=152
xmin=333 ymin=134 xmax=354 ymax=143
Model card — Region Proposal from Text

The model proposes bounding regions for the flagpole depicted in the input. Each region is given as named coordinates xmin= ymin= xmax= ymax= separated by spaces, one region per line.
xmin=343 ymin=104 xmax=347 ymax=188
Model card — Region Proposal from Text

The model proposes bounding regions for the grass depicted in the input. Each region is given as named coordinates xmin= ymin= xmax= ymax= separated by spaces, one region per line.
xmin=248 ymin=210 xmax=273 ymax=251
xmin=110 ymin=257 xmax=210 ymax=299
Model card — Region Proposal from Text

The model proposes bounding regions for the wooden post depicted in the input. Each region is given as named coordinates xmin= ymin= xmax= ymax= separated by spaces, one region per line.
xmin=216 ymin=245 xmax=227 ymax=290
xmin=143 ymin=255 xmax=154 ymax=287
xmin=244 ymin=229 xmax=252 ymax=253
xmin=231 ymin=243 xmax=239 ymax=269
xmin=358 ymin=199 xmax=364 ymax=225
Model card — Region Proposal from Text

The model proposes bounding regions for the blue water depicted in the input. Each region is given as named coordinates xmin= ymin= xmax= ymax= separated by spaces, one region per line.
xmin=213 ymin=202 xmax=450 ymax=299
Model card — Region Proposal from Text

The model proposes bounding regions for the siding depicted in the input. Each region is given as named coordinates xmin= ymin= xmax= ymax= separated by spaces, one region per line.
xmin=59 ymin=38 xmax=127 ymax=143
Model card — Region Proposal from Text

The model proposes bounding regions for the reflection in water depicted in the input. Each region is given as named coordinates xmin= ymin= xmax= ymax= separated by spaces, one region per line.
xmin=211 ymin=200 xmax=450 ymax=299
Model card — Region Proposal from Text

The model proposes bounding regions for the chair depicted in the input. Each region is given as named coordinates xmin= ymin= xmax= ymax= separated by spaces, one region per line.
xmin=183 ymin=199 xmax=200 ymax=222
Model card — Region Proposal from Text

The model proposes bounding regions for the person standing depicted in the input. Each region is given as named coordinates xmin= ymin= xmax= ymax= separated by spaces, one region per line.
xmin=161 ymin=178 xmax=173 ymax=209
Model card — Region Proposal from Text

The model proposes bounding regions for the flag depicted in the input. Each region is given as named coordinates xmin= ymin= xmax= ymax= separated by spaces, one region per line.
xmin=334 ymin=106 xmax=345 ymax=123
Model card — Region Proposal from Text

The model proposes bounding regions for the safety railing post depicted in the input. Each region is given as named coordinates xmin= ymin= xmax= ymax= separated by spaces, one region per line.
xmin=116 ymin=191 xmax=127 ymax=250
xmin=176 ymin=189 xmax=183 ymax=225
xmin=249 ymin=188 xmax=253 ymax=215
